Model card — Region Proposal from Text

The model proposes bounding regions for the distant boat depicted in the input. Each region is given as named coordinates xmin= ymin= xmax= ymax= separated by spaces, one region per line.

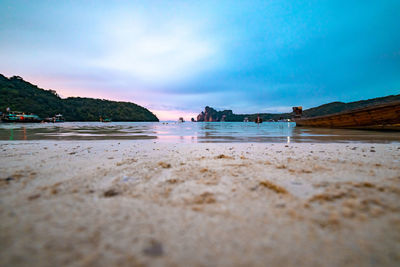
xmin=45 ymin=114 xmax=65 ymax=123
xmin=100 ymin=116 xmax=112 ymax=123
xmin=1 ymin=111 xmax=42 ymax=123
xmin=54 ymin=114 xmax=65 ymax=122
xmin=293 ymin=101 xmax=400 ymax=130
xmin=243 ymin=117 xmax=249 ymax=122
xmin=178 ymin=117 xmax=185 ymax=123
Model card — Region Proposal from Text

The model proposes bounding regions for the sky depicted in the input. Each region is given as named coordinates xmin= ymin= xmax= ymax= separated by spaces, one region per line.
xmin=0 ymin=0 xmax=399 ymax=120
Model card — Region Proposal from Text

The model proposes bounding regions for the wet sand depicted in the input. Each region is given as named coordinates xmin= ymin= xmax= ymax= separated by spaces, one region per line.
xmin=1 ymin=141 xmax=400 ymax=266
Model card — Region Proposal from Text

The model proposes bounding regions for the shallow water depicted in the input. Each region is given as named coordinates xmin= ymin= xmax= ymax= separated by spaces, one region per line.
xmin=0 ymin=121 xmax=399 ymax=143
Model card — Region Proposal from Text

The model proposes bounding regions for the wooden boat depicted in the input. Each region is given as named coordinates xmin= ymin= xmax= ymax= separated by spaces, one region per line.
xmin=293 ymin=101 xmax=400 ymax=130
xmin=1 ymin=111 xmax=42 ymax=123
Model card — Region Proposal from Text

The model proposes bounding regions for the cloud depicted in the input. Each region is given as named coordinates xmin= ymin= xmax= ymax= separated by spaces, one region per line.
xmin=1 ymin=0 xmax=399 ymax=120
xmin=93 ymin=13 xmax=221 ymax=85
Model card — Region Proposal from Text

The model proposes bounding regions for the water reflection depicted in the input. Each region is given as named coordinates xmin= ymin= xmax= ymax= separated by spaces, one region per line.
xmin=0 ymin=122 xmax=399 ymax=143
xmin=7 ymin=127 xmax=28 ymax=140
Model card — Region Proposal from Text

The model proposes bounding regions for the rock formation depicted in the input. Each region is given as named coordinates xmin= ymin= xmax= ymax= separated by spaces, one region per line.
xmin=196 ymin=106 xmax=233 ymax=122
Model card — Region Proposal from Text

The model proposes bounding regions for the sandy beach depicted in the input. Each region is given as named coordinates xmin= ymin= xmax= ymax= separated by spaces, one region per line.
xmin=1 ymin=141 xmax=400 ymax=266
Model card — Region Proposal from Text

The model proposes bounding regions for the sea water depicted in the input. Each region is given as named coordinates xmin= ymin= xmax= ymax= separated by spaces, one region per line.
xmin=0 ymin=121 xmax=399 ymax=143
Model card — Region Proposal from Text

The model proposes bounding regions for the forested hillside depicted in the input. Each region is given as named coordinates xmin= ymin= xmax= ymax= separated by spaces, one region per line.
xmin=0 ymin=74 xmax=159 ymax=121
xmin=301 ymin=94 xmax=400 ymax=117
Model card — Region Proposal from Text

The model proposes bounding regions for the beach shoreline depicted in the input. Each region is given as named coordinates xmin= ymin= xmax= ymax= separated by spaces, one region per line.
xmin=1 ymin=141 xmax=399 ymax=266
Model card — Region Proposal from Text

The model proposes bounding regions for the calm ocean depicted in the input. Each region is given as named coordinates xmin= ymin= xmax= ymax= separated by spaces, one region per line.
xmin=0 ymin=122 xmax=399 ymax=143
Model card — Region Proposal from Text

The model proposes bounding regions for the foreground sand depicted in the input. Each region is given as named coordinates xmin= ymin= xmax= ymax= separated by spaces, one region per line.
xmin=1 ymin=141 xmax=400 ymax=267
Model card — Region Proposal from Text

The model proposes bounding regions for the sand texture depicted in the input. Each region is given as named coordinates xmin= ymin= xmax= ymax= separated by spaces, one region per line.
xmin=1 ymin=141 xmax=400 ymax=267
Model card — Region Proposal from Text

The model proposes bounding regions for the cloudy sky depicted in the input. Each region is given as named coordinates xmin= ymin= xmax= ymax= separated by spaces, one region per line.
xmin=1 ymin=0 xmax=399 ymax=120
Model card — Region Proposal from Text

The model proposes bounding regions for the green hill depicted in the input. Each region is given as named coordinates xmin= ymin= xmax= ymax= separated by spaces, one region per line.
xmin=302 ymin=94 xmax=400 ymax=117
xmin=0 ymin=74 xmax=159 ymax=122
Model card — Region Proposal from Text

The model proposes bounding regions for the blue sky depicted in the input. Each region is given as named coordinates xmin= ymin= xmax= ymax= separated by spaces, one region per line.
xmin=1 ymin=0 xmax=399 ymax=120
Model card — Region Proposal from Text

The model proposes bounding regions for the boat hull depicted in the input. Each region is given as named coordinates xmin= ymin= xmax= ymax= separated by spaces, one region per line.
xmin=295 ymin=101 xmax=400 ymax=130
xmin=1 ymin=118 xmax=42 ymax=123
xmin=1 ymin=113 xmax=42 ymax=123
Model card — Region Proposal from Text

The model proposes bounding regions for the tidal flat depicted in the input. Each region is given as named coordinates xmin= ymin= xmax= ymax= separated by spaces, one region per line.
xmin=1 ymin=141 xmax=400 ymax=266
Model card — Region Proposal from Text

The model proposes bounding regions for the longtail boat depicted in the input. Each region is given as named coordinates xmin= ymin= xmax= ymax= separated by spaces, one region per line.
xmin=292 ymin=101 xmax=400 ymax=130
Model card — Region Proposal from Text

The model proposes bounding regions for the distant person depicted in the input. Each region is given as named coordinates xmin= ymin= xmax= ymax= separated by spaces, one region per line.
xmin=255 ymin=115 xmax=262 ymax=123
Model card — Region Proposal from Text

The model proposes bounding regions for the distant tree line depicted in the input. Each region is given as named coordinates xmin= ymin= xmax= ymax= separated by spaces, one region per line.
xmin=0 ymin=74 xmax=159 ymax=122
